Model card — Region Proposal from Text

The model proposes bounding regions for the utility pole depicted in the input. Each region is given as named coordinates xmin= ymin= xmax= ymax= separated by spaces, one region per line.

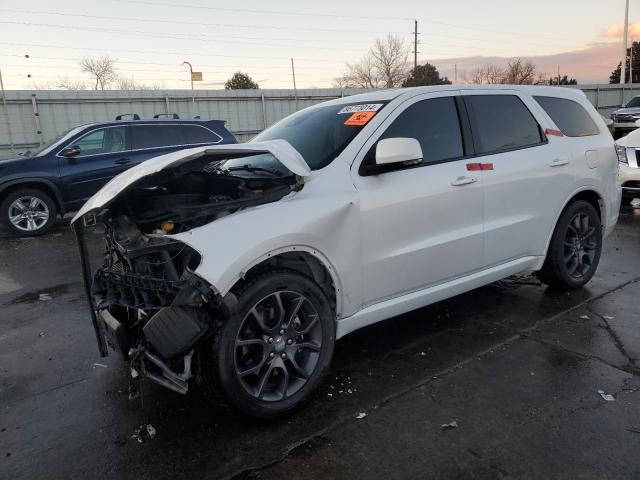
xmin=291 ymin=58 xmax=298 ymax=110
xmin=631 ymin=37 xmax=634 ymax=84
xmin=413 ymin=19 xmax=418 ymax=72
xmin=182 ymin=61 xmax=195 ymax=105
xmin=621 ymin=0 xmax=629 ymax=85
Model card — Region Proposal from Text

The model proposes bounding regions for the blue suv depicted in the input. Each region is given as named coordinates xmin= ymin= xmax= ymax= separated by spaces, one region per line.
xmin=0 ymin=115 xmax=237 ymax=236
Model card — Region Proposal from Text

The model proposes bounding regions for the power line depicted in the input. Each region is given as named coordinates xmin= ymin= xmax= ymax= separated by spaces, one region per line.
xmin=0 ymin=53 xmax=337 ymax=71
xmin=0 ymin=8 xmax=409 ymax=36
xmin=112 ymin=0 xmax=584 ymax=43
xmin=0 ymin=21 xmax=374 ymax=52
xmin=0 ymin=42 xmax=344 ymax=64
xmin=113 ymin=0 xmax=413 ymax=21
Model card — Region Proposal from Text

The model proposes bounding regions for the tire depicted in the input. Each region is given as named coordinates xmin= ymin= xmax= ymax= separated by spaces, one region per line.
xmin=537 ymin=200 xmax=602 ymax=289
xmin=195 ymin=269 xmax=335 ymax=419
xmin=0 ymin=188 xmax=57 ymax=237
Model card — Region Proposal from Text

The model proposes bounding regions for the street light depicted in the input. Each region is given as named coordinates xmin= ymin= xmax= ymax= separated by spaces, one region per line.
xmin=182 ymin=61 xmax=195 ymax=105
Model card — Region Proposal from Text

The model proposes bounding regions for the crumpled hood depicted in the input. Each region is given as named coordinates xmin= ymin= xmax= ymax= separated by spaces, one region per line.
xmin=71 ymin=139 xmax=310 ymax=224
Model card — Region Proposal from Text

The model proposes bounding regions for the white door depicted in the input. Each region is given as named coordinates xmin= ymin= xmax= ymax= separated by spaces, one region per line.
xmin=352 ymin=93 xmax=485 ymax=308
xmin=460 ymin=90 xmax=575 ymax=266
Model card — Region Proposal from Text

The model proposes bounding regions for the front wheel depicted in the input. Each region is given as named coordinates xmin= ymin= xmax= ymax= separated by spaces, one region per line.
xmin=195 ymin=270 xmax=335 ymax=418
xmin=1 ymin=188 xmax=57 ymax=237
xmin=537 ymin=200 xmax=602 ymax=289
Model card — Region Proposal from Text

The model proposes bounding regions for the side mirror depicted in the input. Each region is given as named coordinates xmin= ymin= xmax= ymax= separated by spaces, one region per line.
xmin=60 ymin=146 xmax=81 ymax=158
xmin=375 ymin=137 xmax=423 ymax=166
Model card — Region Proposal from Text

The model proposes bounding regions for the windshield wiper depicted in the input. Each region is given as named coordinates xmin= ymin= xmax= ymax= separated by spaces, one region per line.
xmin=226 ymin=165 xmax=281 ymax=176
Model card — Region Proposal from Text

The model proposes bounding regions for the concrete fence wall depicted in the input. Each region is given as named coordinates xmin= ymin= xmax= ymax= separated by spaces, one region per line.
xmin=1 ymin=84 xmax=639 ymax=155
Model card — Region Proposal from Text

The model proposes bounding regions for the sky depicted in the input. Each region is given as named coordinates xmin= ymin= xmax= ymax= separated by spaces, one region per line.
xmin=0 ymin=0 xmax=635 ymax=89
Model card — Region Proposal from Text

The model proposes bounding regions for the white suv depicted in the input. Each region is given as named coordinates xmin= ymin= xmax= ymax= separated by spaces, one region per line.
xmin=72 ymin=85 xmax=620 ymax=418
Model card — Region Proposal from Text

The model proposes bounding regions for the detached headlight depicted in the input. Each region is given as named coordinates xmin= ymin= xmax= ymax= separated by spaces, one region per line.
xmin=615 ymin=144 xmax=628 ymax=165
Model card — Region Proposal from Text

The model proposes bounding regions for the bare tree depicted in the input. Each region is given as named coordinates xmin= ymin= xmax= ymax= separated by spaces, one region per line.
xmin=465 ymin=58 xmax=545 ymax=85
xmin=116 ymin=76 xmax=163 ymax=90
xmin=371 ymin=34 xmax=409 ymax=88
xmin=335 ymin=54 xmax=380 ymax=88
xmin=334 ymin=34 xmax=409 ymax=88
xmin=503 ymin=58 xmax=537 ymax=84
xmin=80 ymin=56 xmax=118 ymax=90
xmin=55 ymin=77 xmax=87 ymax=90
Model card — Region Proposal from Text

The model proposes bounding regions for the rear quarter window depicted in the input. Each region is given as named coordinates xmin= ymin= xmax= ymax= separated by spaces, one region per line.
xmin=533 ymin=96 xmax=600 ymax=137
xmin=182 ymin=125 xmax=221 ymax=144
xmin=465 ymin=95 xmax=543 ymax=155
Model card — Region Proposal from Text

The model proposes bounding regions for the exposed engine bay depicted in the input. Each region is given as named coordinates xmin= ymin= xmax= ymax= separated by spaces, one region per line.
xmin=74 ymin=150 xmax=304 ymax=394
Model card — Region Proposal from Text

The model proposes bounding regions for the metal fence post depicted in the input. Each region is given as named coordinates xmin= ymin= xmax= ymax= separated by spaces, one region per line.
xmin=261 ymin=93 xmax=267 ymax=131
xmin=0 ymin=68 xmax=15 ymax=153
xmin=31 ymin=93 xmax=44 ymax=146
xmin=164 ymin=94 xmax=170 ymax=115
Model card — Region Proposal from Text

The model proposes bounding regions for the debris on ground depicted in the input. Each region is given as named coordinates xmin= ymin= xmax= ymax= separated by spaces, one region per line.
xmin=441 ymin=420 xmax=458 ymax=430
xmin=579 ymin=315 xmax=589 ymax=320
xmin=37 ymin=332 xmax=45 ymax=337
xmin=132 ymin=424 xmax=156 ymax=443
xmin=603 ymin=315 xmax=615 ymax=320
xmin=356 ymin=412 xmax=367 ymax=419
xmin=598 ymin=389 xmax=615 ymax=401
xmin=93 ymin=363 xmax=108 ymax=369
xmin=418 ymin=352 xmax=427 ymax=356
xmin=130 ymin=367 xmax=139 ymax=379
xmin=626 ymin=427 xmax=640 ymax=434
xmin=38 ymin=293 xmax=52 ymax=301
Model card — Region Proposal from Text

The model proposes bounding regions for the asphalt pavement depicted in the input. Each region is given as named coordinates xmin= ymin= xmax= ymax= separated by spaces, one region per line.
xmin=1 ymin=207 xmax=639 ymax=480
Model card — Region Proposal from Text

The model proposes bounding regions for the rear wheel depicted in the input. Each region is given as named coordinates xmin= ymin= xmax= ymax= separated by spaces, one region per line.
xmin=537 ymin=200 xmax=602 ymax=289
xmin=1 ymin=188 xmax=57 ymax=237
xmin=195 ymin=270 xmax=335 ymax=418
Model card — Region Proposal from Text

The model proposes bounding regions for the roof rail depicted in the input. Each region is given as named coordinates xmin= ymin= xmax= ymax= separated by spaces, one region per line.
xmin=153 ymin=113 xmax=180 ymax=119
xmin=115 ymin=113 xmax=140 ymax=120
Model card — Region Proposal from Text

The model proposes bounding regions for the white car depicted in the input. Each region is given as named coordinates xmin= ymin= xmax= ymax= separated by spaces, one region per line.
xmin=613 ymin=125 xmax=640 ymax=205
xmin=72 ymin=85 xmax=620 ymax=418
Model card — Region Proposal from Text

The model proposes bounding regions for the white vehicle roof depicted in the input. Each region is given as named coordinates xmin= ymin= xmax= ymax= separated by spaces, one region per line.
xmin=320 ymin=84 xmax=587 ymax=109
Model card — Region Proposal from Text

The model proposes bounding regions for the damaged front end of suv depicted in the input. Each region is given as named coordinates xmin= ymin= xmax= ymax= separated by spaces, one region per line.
xmin=72 ymin=141 xmax=309 ymax=395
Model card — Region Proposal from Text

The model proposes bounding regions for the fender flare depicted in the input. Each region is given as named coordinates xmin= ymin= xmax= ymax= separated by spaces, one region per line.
xmin=0 ymin=177 xmax=65 ymax=214
xmin=217 ymin=244 xmax=345 ymax=319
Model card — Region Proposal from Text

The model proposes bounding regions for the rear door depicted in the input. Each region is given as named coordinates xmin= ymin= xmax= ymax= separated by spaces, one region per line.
xmin=461 ymin=90 xmax=575 ymax=266
xmin=57 ymin=125 xmax=131 ymax=209
xmin=352 ymin=92 xmax=485 ymax=307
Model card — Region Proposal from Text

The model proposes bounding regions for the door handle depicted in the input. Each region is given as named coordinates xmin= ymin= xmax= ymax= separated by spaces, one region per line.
xmin=549 ymin=158 xmax=569 ymax=167
xmin=114 ymin=158 xmax=130 ymax=165
xmin=451 ymin=176 xmax=477 ymax=186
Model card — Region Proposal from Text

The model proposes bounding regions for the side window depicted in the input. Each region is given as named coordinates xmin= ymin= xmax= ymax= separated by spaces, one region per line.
xmin=533 ymin=96 xmax=600 ymax=137
xmin=465 ymin=95 xmax=543 ymax=154
xmin=73 ymin=127 xmax=127 ymax=156
xmin=182 ymin=125 xmax=221 ymax=144
xmin=378 ymin=96 xmax=464 ymax=165
xmin=131 ymin=125 xmax=186 ymax=150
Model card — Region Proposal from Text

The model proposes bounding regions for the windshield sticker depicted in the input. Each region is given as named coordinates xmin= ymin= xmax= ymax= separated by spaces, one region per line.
xmin=344 ymin=111 xmax=376 ymax=126
xmin=338 ymin=104 xmax=383 ymax=114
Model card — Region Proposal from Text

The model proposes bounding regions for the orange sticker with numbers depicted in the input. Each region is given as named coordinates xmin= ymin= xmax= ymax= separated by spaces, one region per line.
xmin=344 ymin=111 xmax=376 ymax=126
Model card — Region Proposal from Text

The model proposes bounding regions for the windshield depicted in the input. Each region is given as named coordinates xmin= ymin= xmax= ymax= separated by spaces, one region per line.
xmin=30 ymin=126 xmax=86 ymax=157
xmin=252 ymin=101 xmax=388 ymax=170
xmin=626 ymin=97 xmax=640 ymax=108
